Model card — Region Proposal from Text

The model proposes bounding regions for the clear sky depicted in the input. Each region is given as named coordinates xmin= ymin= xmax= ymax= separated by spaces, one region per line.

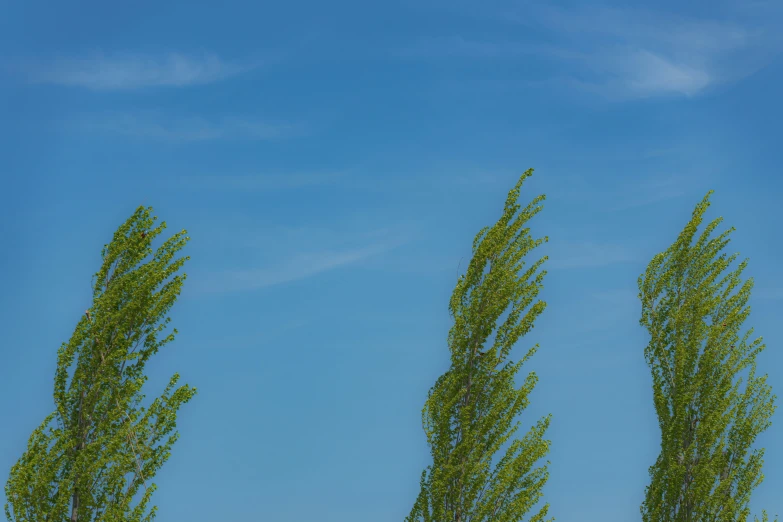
xmin=1 ymin=1 xmax=782 ymax=521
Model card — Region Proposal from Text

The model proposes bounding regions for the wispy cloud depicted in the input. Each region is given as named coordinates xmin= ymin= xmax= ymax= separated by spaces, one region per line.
xmin=526 ymin=4 xmax=780 ymax=98
xmin=399 ymin=3 xmax=782 ymax=99
xmin=21 ymin=52 xmax=261 ymax=90
xmin=547 ymin=241 xmax=637 ymax=269
xmin=73 ymin=111 xmax=300 ymax=142
xmin=192 ymin=238 xmax=409 ymax=294
xmin=588 ymin=49 xmax=712 ymax=98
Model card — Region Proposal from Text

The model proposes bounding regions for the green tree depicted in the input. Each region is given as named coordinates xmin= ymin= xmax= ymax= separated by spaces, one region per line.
xmin=5 ymin=206 xmax=197 ymax=522
xmin=406 ymin=169 xmax=553 ymax=522
xmin=638 ymin=191 xmax=777 ymax=522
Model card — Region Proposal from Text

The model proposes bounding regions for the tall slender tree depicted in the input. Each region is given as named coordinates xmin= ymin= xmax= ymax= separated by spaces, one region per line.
xmin=406 ymin=169 xmax=553 ymax=522
xmin=5 ymin=206 xmax=197 ymax=522
xmin=638 ymin=191 xmax=777 ymax=522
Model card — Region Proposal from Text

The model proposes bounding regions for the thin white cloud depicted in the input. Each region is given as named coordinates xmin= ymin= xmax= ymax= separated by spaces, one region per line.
xmin=192 ymin=238 xmax=408 ymax=294
xmin=398 ymin=3 xmax=782 ymax=99
xmin=74 ymin=112 xmax=300 ymax=142
xmin=610 ymin=49 xmax=711 ymax=98
xmin=515 ymin=4 xmax=778 ymax=98
xmin=227 ymin=222 xmax=420 ymax=256
xmin=524 ymin=5 xmax=754 ymax=53
xmin=548 ymin=241 xmax=636 ymax=269
xmin=22 ymin=52 xmax=260 ymax=90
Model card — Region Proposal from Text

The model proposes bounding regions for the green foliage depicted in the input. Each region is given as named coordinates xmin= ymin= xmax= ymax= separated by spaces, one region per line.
xmin=5 ymin=206 xmax=197 ymax=522
xmin=638 ymin=191 xmax=777 ymax=522
xmin=406 ymin=169 xmax=553 ymax=522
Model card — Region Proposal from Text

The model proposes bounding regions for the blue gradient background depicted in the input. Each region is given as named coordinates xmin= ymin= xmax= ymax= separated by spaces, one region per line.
xmin=1 ymin=1 xmax=781 ymax=520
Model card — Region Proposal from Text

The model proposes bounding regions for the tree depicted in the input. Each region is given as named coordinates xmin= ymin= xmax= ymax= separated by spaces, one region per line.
xmin=5 ymin=206 xmax=197 ymax=522
xmin=638 ymin=191 xmax=777 ymax=522
xmin=406 ymin=169 xmax=553 ymax=522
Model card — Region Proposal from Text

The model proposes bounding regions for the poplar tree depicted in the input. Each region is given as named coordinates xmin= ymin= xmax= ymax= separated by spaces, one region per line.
xmin=638 ymin=191 xmax=777 ymax=522
xmin=5 ymin=206 xmax=197 ymax=522
xmin=406 ymin=169 xmax=553 ymax=522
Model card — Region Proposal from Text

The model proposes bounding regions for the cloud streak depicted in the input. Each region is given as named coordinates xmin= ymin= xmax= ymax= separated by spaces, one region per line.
xmin=22 ymin=52 xmax=260 ymax=90
xmin=519 ymin=4 xmax=780 ymax=98
xmin=192 ymin=238 xmax=408 ymax=295
xmin=398 ymin=3 xmax=782 ymax=99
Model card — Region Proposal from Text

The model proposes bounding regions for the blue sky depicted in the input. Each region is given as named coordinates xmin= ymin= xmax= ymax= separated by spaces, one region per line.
xmin=1 ymin=0 xmax=782 ymax=520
